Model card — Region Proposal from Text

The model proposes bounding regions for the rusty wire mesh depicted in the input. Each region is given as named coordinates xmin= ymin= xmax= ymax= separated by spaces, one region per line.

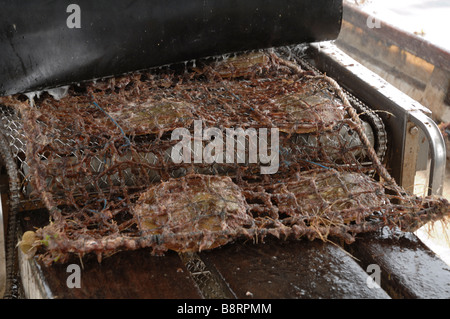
xmin=0 ymin=49 xmax=448 ymax=265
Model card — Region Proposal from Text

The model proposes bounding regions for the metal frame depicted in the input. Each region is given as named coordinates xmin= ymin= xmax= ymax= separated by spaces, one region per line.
xmin=310 ymin=41 xmax=446 ymax=196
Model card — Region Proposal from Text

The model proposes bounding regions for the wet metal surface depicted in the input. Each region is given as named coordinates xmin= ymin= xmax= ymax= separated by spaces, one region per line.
xmin=32 ymin=249 xmax=203 ymax=299
xmin=18 ymin=211 xmax=450 ymax=299
xmin=179 ymin=252 xmax=236 ymax=299
xmin=19 ymin=210 xmax=203 ymax=299
xmin=200 ymin=239 xmax=390 ymax=299
xmin=347 ymin=229 xmax=450 ymax=299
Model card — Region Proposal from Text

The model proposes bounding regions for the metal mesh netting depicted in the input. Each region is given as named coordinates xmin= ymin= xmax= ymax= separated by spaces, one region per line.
xmin=0 ymin=49 xmax=448 ymax=265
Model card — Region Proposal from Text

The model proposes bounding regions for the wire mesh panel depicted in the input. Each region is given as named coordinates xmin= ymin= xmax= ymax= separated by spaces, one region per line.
xmin=0 ymin=49 xmax=448 ymax=266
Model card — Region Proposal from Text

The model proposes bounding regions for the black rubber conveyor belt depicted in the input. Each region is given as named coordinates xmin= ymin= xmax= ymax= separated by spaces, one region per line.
xmin=0 ymin=0 xmax=343 ymax=96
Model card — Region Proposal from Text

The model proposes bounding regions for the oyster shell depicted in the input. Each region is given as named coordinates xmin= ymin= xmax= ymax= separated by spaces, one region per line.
xmin=273 ymin=87 xmax=346 ymax=134
xmin=270 ymin=169 xmax=388 ymax=223
xmin=133 ymin=174 xmax=252 ymax=252
xmin=209 ymin=52 xmax=271 ymax=79
xmin=107 ymin=98 xmax=194 ymax=135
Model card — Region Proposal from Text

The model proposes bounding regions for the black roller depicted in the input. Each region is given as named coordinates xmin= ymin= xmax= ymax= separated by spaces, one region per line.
xmin=0 ymin=0 xmax=342 ymax=96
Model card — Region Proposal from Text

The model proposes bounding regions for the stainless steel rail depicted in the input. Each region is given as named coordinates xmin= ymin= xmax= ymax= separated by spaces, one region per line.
xmin=409 ymin=110 xmax=446 ymax=196
xmin=311 ymin=41 xmax=446 ymax=196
